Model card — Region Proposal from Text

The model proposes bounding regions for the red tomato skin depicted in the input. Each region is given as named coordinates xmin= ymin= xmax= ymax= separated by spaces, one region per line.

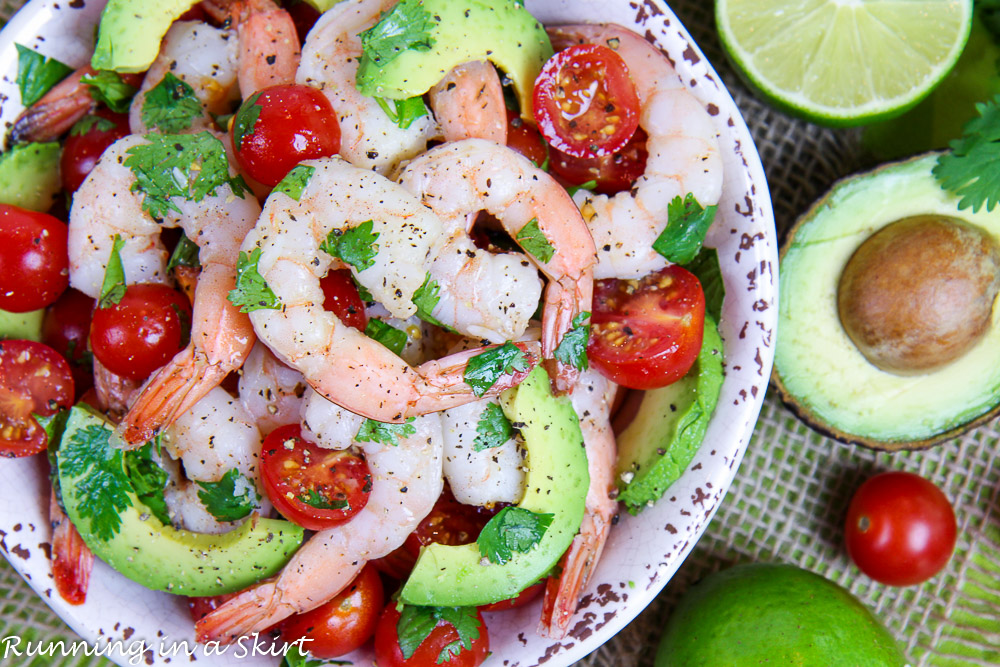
xmin=42 ymin=288 xmax=96 ymax=397
xmin=845 ymin=471 xmax=957 ymax=587
xmin=320 ymin=269 xmax=368 ymax=331
xmin=60 ymin=109 xmax=130 ymax=193
xmin=505 ymin=110 xmax=548 ymax=167
xmin=478 ymin=581 xmax=545 ymax=612
xmin=374 ymin=603 xmax=489 ymax=667
xmin=89 ymin=283 xmax=192 ymax=382
xmin=287 ymin=1 xmax=321 ymax=45
xmin=280 ymin=564 xmax=384 ymax=659
xmin=550 ymin=126 xmax=648 ymax=195
xmin=0 ymin=205 xmax=69 ymax=312
xmin=231 ymin=84 xmax=340 ymax=187
xmin=0 ymin=340 xmax=74 ymax=457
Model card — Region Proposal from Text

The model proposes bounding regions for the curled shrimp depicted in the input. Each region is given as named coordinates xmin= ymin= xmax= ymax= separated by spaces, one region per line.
xmin=548 ymin=24 xmax=723 ymax=280
xmin=429 ymin=60 xmax=507 ymax=144
xmin=49 ymin=487 xmax=93 ymax=605
xmin=237 ymin=341 xmax=308 ymax=437
xmin=222 ymin=0 xmax=301 ymax=95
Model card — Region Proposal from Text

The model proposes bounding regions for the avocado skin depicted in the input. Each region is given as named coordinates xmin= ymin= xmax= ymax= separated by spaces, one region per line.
xmin=58 ymin=405 xmax=305 ymax=596
xmin=91 ymin=0 xmax=198 ymax=73
xmin=655 ymin=564 xmax=906 ymax=667
xmin=0 ymin=142 xmax=61 ymax=212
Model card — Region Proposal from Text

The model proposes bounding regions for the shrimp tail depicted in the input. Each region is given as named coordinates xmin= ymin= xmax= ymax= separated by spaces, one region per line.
xmin=195 ymin=580 xmax=294 ymax=644
xmin=49 ymin=488 xmax=94 ymax=606
xmin=9 ymin=66 xmax=97 ymax=146
xmin=542 ymin=274 xmax=593 ymax=393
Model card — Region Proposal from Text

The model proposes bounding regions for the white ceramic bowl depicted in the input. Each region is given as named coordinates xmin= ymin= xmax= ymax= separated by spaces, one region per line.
xmin=0 ymin=1 xmax=777 ymax=665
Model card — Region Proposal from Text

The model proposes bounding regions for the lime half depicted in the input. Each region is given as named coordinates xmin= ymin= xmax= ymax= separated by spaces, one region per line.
xmin=716 ymin=0 xmax=974 ymax=127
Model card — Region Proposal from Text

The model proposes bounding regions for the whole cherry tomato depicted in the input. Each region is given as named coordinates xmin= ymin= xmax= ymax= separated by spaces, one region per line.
xmin=0 ymin=340 xmax=74 ymax=457
xmin=845 ymin=471 xmax=957 ymax=586
xmin=0 ymin=204 xmax=69 ymax=312
xmin=479 ymin=581 xmax=545 ymax=612
xmin=374 ymin=601 xmax=489 ymax=667
xmin=42 ymin=288 xmax=96 ymax=397
xmin=61 ymin=108 xmax=130 ymax=193
xmin=320 ymin=269 xmax=368 ymax=331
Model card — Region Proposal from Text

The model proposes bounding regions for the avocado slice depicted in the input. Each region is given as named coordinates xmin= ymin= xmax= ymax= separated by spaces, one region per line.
xmin=615 ymin=317 xmax=724 ymax=514
xmin=91 ymin=0 xmax=198 ymax=73
xmin=0 ymin=308 xmax=44 ymax=341
xmin=399 ymin=367 xmax=588 ymax=606
xmin=57 ymin=405 xmax=305 ymax=596
xmin=0 ymin=142 xmax=61 ymax=212
xmin=775 ymin=153 xmax=1000 ymax=449
xmin=355 ymin=0 xmax=552 ymax=120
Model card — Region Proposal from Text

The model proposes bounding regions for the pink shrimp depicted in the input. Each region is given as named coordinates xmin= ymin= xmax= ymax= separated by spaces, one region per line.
xmin=49 ymin=488 xmax=93 ymax=606
xmin=429 ymin=60 xmax=507 ymax=144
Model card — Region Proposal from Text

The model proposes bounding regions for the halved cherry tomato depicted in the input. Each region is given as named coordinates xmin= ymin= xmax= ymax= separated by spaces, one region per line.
xmin=42 ymin=288 xmax=95 ymax=397
xmin=187 ymin=593 xmax=238 ymax=623
xmin=320 ymin=269 xmax=368 ymax=331
xmin=479 ymin=581 xmax=545 ymax=612
xmin=61 ymin=108 xmax=130 ymax=193
xmin=231 ymin=84 xmax=340 ymax=186
xmin=550 ymin=126 xmax=648 ymax=195
xmin=89 ymin=283 xmax=192 ymax=382
xmin=532 ymin=44 xmax=640 ymax=158
xmin=260 ymin=424 xmax=372 ymax=531
xmin=0 ymin=340 xmax=74 ymax=457
xmin=505 ymin=110 xmax=548 ymax=168
xmin=374 ymin=601 xmax=489 ymax=667
xmin=280 ymin=564 xmax=384 ymax=659
xmin=588 ymin=265 xmax=705 ymax=389
xmin=0 ymin=204 xmax=69 ymax=312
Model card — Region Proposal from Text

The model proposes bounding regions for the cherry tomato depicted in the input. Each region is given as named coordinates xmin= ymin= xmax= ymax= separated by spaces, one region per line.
xmin=479 ymin=581 xmax=545 ymax=612
xmin=550 ymin=126 xmax=648 ymax=195
xmin=260 ymin=424 xmax=372 ymax=531
xmin=588 ymin=265 xmax=705 ymax=389
xmin=845 ymin=471 xmax=957 ymax=586
xmin=42 ymin=288 xmax=95 ymax=397
xmin=280 ymin=564 xmax=384 ymax=659
xmin=89 ymin=283 xmax=192 ymax=382
xmin=0 ymin=205 xmax=69 ymax=312
xmin=0 ymin=340 xmax=74 ymax=457
xmin=61 ymin=109 xmax=130 ymax=193
xmin=532 ymin=44 xmax=640 ymax=158
xmin=230 ymin=84 xmax=340 ymax=186
xmin=287 ymin=0 xmax=322 ymax=45
xmin=320 ymin=269 xmax=368 ymax=331
xmin=505 ymin=110 xmax=548 ymax=168
xmin=374 ymin=601 xmax=489 ymax=667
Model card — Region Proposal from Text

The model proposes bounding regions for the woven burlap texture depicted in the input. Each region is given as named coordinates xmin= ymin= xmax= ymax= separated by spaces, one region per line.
xmin=2 ymin=1 xmax=999 ymax=666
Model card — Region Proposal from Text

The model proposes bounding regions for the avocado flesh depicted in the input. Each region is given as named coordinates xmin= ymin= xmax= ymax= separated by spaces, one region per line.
xmin=355 ymin=0 xmax=552 ymax=120
xmin=91 ymin=0 xmax=199 ymax=73
xmin=0 ymin=142 xmax=61 ymax=212
xmin=58 ymin=405 xmax=305 ymax=596
xmin=0 ymin=308 xmax=43 ymax=341
xmin=776 ymin=153 xmax=1000 ymax=447
xmin=399 ymin=367 xmax=588 ymax=606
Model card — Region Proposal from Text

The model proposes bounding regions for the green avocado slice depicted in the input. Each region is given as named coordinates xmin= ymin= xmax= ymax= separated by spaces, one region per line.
xmin=0 ymin=142 xmax=61 ymax=212
xmin=57 ymin=405 xmax=304 ymax=596
xmin=91 ymin=0 xmax=199 ymax=73
xmin=399 ymin=367 xmax=588 ymax=606
xmin=0 ymin=308 xmax=44 ymax=341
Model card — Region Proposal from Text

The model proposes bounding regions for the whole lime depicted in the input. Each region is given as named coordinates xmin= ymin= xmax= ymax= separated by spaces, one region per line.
xmin=655 ymin=563 xmax=906 ymax=667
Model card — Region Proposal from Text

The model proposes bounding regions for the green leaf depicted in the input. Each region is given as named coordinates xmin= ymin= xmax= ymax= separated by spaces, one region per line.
xmin=231 ymin=91 xmax=263 ymax=146
xmin=320 ymin=220 xmax=380 ymax=271
xmin=354 ymin=276 xmax=374 ymax=302
xmin=228 ymin=248 xmax=282 ymax=313
xmin=473 ymin=402 xmax=513 ymax=451
xmin=70 ymin=114 xmax=117 ymax=136
xmin=365 ymin=318 xmax=408 ymax=356
xmin=166 ymin=233 xmax=201 ymax=272
xmin=81 ymin=70 xmax=137 ymax=114
xmin=98 ymin=234 xmax=127 ymax=309
xmin=123 ymin=443 xmax=171 ymax=525
xmin=565 ymin=180 xmax=597 ymax=197
xmin=515 ymin=217 xmax=555 ymax=263
xmin=553 ymin=312 xmax=590 ymax=371
xmin=652 ymin=193 xmax=718 ymax=264
xmin=463 ymin=342 xmax=530 ymax=397
xmin=59 ymin=421 xmax=134 ymax=542
xmin=141 ymin=72 xmax=204 ymax=134
xmin=195 ymin=468 xmax=259 ymax=522
xmin=40 ymin=409 xmax=71 ymax=510
xmin=934 ymin=94 xmax=1000 ymax=212
xmin=296 ymin=488 xmax=350 ymax=511
xmin=412 ymin=273 xmax=447 ymax=328
xmin=359 ymin=0 xmax=437 ymax=69
xmin=375 ymin=95 xmax=429 ymax=129
xmin=355 ymin=417 xmax=416 ymax=446
xmin=396 ymin=605 xmax=480 ymax=661
xmin=279 ymin=645 xmax=349 ymax=667
xmin=476 ymin=506 xmax=553 ymax=565
xmin=273 ymin=164 xmax=315 ymax=202
xmin=123 ymin=132 xmax=247 ymax=219
xmin=15 ymin=44 xmax=72 ymax=107
xmin=683 ymin=247 xmax=725 ymax=323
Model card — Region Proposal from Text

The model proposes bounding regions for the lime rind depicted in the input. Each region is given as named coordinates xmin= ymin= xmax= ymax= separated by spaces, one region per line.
xmin=716 ymin=0 xmax=974 ymax=127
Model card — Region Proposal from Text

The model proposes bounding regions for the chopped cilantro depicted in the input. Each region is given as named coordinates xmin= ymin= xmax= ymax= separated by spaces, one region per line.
xmin=652 ymin=193 xmax=718 ymax=264
xmin=463 ymin=342 xmax=530 ymax=397
xmin=296 ymin=488 xmax=349 ymax=511
xmin=412 ymin=273 xmax=452 ymax=329
xmin=273 ymin=164 xmax=315 ymax=201
xmin=141 ymin=72 xmax=203 ymax=134
xmin=40 ymin=409 xmax=71 ymax=510
xmin=934 ymin=94 xmax=1000 ymax=212
xmin=70 ymin=114 xmax=117 ymax=136
xmin=358 ymin=0 xmax=437 ymax=69
xmin=196 ymin=468 xmax=259 ymax=522
xmin=375 ymin=95 xmax=429 ymax=129
xmin=123 ymin=443 xmax=170 ymax=525
xmin=365 ymin=318 xmax=408 ymax=356
xmin=566 ymin=179 xmax=597 ymax=197
xmin=80 ymin=70 xmax=137 ymax=114
xmin=554 ymin=312 xmax=590 ymax=371
xmin=228 ymin=248 xmax=282 ymax=313
xmin=473 ymin=402 xmax=513 ymax=452
xmin=166 ymin=233 xmax=201 ymax=272
xmin=59 ymin=420 xmax=133 ymax=542
xmin=354 ymin=275 xmax=374 ymax=302
xmin=515 ymin=217 xmax=555 ymax=263
xmin=231 ymin=91 xmax=263 ymax=146
xmin=98 ymin=234 xmax=127 ymax=309
xmin=320 ymin=220 xmax=380 ymax=271
xmin=476 ymin=506 xmax=553 ymax=565
xmin=683 ymin=248 xmax=725 ymax=322
xmin=15 ymin=44 xmax=72 ymax=107
xmin=396 ymin=605 xmax=481 ymax=661
xmin=280 ymin=645 xmax=350 ymax=667
xmin=355 ymin=417 xmax=416 ymax=446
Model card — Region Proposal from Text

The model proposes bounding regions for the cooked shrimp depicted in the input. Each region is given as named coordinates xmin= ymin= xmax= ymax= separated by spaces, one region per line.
xmin=237 ymin=342 xmax=308 ymax=436
xmin=548 ymin=25 xmax=723 ymax=280
xmin=92 ymin=357 xmax=141 ymax=422
xmin=243 ymin=155 xmax=540 ymax=422
xmin=539 ymin=368 xmax=619 ymax=638
xmin=67 ymin=134 xmax=260 ymax=446
xmin=429 ymin=60 xmax=507 ymax=144
xmin=398 ymin=138 xmax=595 ymax=388
xmin=196 ymin=412 xmax=444 ymax=642
xmin=49 ymin=488 xmax=93 ymax=605
xmin=8 ymin=66 xmax=98 ymax=145
xmin=441 ymin=398 xmax=525 ymax=506
xmin=224 ymin=0 xmax=301 ymax=95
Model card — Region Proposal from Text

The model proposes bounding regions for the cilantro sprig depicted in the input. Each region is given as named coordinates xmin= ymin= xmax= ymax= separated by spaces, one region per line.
xmin=228 ymin=248 xmax=281 ymax=313
xmin=320 ymin=221 xmax=380 ymax=272
xmin=358 ymin=0 xmax=437 ymax=69
xmin=516 ymin=217 xmax=555 ymax=263
xmin=652 ymin=193 xmax=718 ymax=264
xmin=141 ymin=72 xmax=203 ymax=134
xmin=98 ymin=234 xmax=127 ymax=309
xmin=123 ymin=443 xmax=170 ymax=525
xmin=15 ymin=44 xmax=72 ymax=107
xmin=396 ymin=605 xmax=481 ymax=662
xmin=232 ymin=91 xmax=263 ymax=146
xmin=166 ymin=233 xmax=201 ymax=272
xmin=375 ymin=95 xmax=429 ymax=129
xmin=59 ymin=421 xmax=133 ymax=542
xmin=296 ymin=489 xmax=349 ymax=511
xmin=477 ymin=506 xmax=553 ymax=565
xmin=70 ymin=114 xmax=117 ymax=136
xmin=355 ymin=417 xmax=417 ymax=446
xmin=474 ymin=402 xmax=514 ymax=451
xmin=196 ymin=468 xmax=259 ymax=522
xmin=412 ymin=273 xmax=448 ymax=328
xmin=553 ymin=312 xmax=590 ymax=371
xmin=274 ymin=164 xmax=315 ymax=201
xmin=934 ymin=94 xmax=1000 ymax=212
xmin=464 ymin=342 xmax=531 ymax=396
xmin=365 ymin=318 xmax=408 ymax=356
xmin=81 ymin=70 xmax=137 ymax=114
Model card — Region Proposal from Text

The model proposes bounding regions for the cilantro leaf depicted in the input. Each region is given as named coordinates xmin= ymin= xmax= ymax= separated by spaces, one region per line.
xmin=412 ymin=273 xmax=447 ymax=327
xmin=70 ymin=114 xmax=117 ymax=136
xmin=80 ymin=70 xmax=137 ymax=114
xmin=396 ymin=605 xmax=481 ymax=661
xmin=296 ymin=488 xmax=350 ymax=511
xmin=375 ymin=95 xmax=429 ymax=129
xmin=166 ymin=233 xmax=201 ymax=272
xmin=59 ymin=420 xmax=134 ymax=542
xmin=123 ymin=132 xmax=246 ymax=219
xmin=652 ymin=193 xmax=718 ymax=264
xmin=196 ymin=468 xmax=259 ymax=522
xmin=123 ymin=443 xmax=171 ymax=525
xmin=141 ymin=72 xmax=204 ymax=134
xmin=98 ymin=234 xmax=127 ymax=309
xmin=473 ymin=402 xmax=513 ymax=451
xmin=683 ymin=247 xmax=725 ymax=323
xmin=355 ymin=417 xmax=416 ymax=446
xmin=934 ymin=94 xmax=1000 ymax=212
xmin=358 ymin=0 xmax=437 ymax=69
xmin=273 ymin=164 xmax=315 ymax=201
xmin=365 ymin=318 xmax=408 ymax=356
xmin=279 ymin=645 xmax=348 ymax=667
xmin=566 ymin=180 xmax=597 ymax=197
xmin=477 ymin=506 xmax=553 ymax=565
xmin=463 ymin=342 xmax=530 ymax=396
xmin=320 ymin=220 xmax=380 ymax=271
xmin=15 ymin=44 xmax=72 ymax=107
xmin=515 ymin=217 xmax=555 ymax=263
xmin=232 ymin=91 xmax=263 ymax=146
xmin=228 ymin=248 xmax=282 ymax=313
xmin=553 ymin=311 xmax=590 ymax=371
xmin=40 ymin=409 xmax=71 ymax=510
xmin=354 ymin=276 xmax=374 ymax=302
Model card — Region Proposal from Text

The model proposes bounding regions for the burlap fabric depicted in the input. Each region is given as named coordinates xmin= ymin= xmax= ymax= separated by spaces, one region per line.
xmin=2 ymin=1 xmax=998 ymax=666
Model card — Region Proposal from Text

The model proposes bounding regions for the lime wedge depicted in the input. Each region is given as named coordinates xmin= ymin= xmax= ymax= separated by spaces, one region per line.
xmin=716 ymin=0 xmax=974 ymax=127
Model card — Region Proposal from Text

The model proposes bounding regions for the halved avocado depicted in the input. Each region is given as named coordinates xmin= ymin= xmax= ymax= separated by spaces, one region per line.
xmin=775 ymin=153 xmax=1000 ymax=450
